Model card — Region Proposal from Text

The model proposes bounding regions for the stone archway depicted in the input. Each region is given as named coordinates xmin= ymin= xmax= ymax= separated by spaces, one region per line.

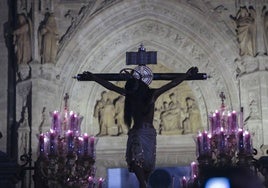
xmin=35 ymin=0 xmax=241 ymax=178
xmin=56 ymin=1 xmax=239 ymax=130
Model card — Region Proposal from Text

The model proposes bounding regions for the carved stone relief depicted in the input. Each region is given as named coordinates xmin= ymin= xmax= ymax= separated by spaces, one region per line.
xmin=231 ymin=6 xmax=257 ymax=57
xmin=13 ymin=13 xmax=32 ymax=65
xmin=38 ymin=13 xmax=59 ymax=64
xmin=18 ymin=107 xmax=30 ymax=165
xmin=93 ymin=82 xmax=203 ymax=137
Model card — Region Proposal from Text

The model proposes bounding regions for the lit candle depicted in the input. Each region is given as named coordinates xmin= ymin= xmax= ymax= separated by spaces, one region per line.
xmin=237 ymin=128 xmax=244 ymax=154
xmin=52 ymin=111 xmax=61 ymax=135
xmin=181 ymin=176 xmax=187 ymax=188
xmin=77 ymin=136 xmax=83 ymax=156
xmin=231 ymin=111 xmax=237 ymax=133
xmin=197 ymin=132 xmax=202 ymax=157
xmin=67 ymin=130 xmax=74 ymax=155
xmin=98 ymin=177 xmax=104 ymax=188
xmin=83 ymin=133 xmax=89 ymax=156
xmin=88 ymin=176 xmax=94 ymax=188
xmin=218 ymin=127 xmax=225 ymax=153
xmin=191 ymin=162 xmax=198 ymax=179
xmin=227 ymin=112 xmax=232 ymax=134
xmin=49 ymin=130 xmax=57 ymax=155
xmin=202 ymin=131 xmax=210 ymax=155
xmin=69 ymin=111 xmax=77 ymax=131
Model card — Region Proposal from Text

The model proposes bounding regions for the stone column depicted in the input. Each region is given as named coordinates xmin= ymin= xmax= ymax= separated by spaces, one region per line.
xmin=238 ymin=56 xmax=268 ymax=156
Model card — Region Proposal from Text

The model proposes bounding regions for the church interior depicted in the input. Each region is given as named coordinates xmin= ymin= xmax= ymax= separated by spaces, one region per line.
xmin=1 ymin=0 xmax=268 ymax=187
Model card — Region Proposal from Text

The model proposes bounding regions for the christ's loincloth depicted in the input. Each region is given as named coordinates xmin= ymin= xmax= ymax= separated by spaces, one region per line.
xmin=126 ymin=124 xmax=157 ymax=172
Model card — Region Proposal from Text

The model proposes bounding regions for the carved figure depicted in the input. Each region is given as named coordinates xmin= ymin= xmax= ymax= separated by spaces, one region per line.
xmin=231 ymin=6 xmax=256 ymax=56
xmin=85 ymin=67 xmax=198 ymax=188
xmin=94 ymin=91 xmax=108 ymax=136
xmin=18 ymin=107 xmax=30 ymax=164
xmin=114 ymin=95 xmax=127 ymax=135
xmin=39 ymin=13 xmax=59 ymax=64
xmin=182 ymin=97 xmax=202 ymax=134
xmin=102 ymin=98 xmax=116 ymax=135
xmin=263 ymin=9 xmax=268 ymax=54
xmin=159 ymin=93 xmax=183 ymax=134
xmin=13 ymin=14 xmax=32 ymax=64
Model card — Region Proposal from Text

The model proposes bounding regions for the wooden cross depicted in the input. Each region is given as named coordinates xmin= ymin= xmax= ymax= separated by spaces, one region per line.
xmin=73 ymin=45 xmax=208 ymax=82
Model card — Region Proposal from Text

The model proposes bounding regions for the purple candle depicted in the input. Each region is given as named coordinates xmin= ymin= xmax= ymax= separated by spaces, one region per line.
xmin=202 ymin=131 xmax=209 ymax=154
xmin=39 ymin=133 xmax=45 ymax=155
xmin=244 ymin=131 xmax=252 ymax=155
xmin=231 ymin=111 xmax=237 ymax=133
xmin=69 ymin=111 xmax=77 ymax=132
xmin=98 ymin=178 xmax=104 ymax=188
xmin=227 ymin=112 xmax=232 ymax=134
xmin=88 ymin=176 xmax=94 ymax=188
xmin=77 ymin=136 xmax=83 ymax=156
xmin=215 ymin=110 xmax=221 ymax=133
xmin=67 ymin=130 xmax=74 ymax=155
xmin=237 ymin=128 xmax=244 ymax=154
xmin=218 ymin=127 xmax=225 ymax=153
xmin=181 ymin=176 xmax=187 ymax=188
xmin=197 ymin=132 xmax=202 ymax=157
xmin=49 ymin=130 xmax=56 ymax=155
xmin=52 ymin=111 xmax=61 ymax=135
xmin=191 ymin=162 xmax=198 ymax=179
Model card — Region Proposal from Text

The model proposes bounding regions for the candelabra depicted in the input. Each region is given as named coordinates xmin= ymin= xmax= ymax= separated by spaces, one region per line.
xmin=34 ymin=94 xmax=104 ymax=188
xmin=181 ymin=92 xmax=264 ymax=188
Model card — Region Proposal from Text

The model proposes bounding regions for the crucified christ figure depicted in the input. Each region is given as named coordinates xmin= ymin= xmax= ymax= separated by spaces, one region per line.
xmin=84 ymin=66 xmax=198 ymax=188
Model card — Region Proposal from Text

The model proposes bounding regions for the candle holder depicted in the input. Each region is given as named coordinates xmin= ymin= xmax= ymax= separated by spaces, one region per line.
xmin=33 ymin=93 xmax=104 ymax=188
xmin=185 ymin=92 xmax=262 ymax=188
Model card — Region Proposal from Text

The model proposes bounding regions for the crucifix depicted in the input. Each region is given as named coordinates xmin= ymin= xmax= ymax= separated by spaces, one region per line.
xmin=73 ymin=44 xmax=208 ymax=188
xmin=73 ymin=44 xmax=208 ymax=83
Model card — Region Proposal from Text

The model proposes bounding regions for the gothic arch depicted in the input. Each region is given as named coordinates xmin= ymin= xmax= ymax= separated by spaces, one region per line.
xmin=55 ymin=1 xmax=240 ymax=133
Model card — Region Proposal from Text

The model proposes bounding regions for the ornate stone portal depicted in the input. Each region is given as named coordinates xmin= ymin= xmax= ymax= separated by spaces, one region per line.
xmin=92 ymin=84 xmax=203 ymax=136
xmin=4 ymin=0 xmax=268 ymax=186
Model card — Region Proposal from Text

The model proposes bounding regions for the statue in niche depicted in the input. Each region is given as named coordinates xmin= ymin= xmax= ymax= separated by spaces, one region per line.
xmin=231 ymin=6 xmax=256 ymax=56
xmin=114 ymin=95 xmax=128 ymax=135
xmin=159 ymin=93 xmax=183 ymax=134
xmin=13 ymin=13 xmax=32 ymax=65
xmin=94 ymin=91 xmax=108 ymax=136
xmin=86 ymin=67 xmax=198 ymax=188
xmin=102 ymin=98 xmax=116 ymax=135
xmin=38 ymin=13 xmax=59 ymax=64
xmin=263 ymin=7 xmax=268 ymax=55
xmin=182 ymin=97 xmax=202 ymax=134
xmin=18 ymin=107 xmax=30 ymax=164
xmin=94 ymin=91 xmax=116 ymax=136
